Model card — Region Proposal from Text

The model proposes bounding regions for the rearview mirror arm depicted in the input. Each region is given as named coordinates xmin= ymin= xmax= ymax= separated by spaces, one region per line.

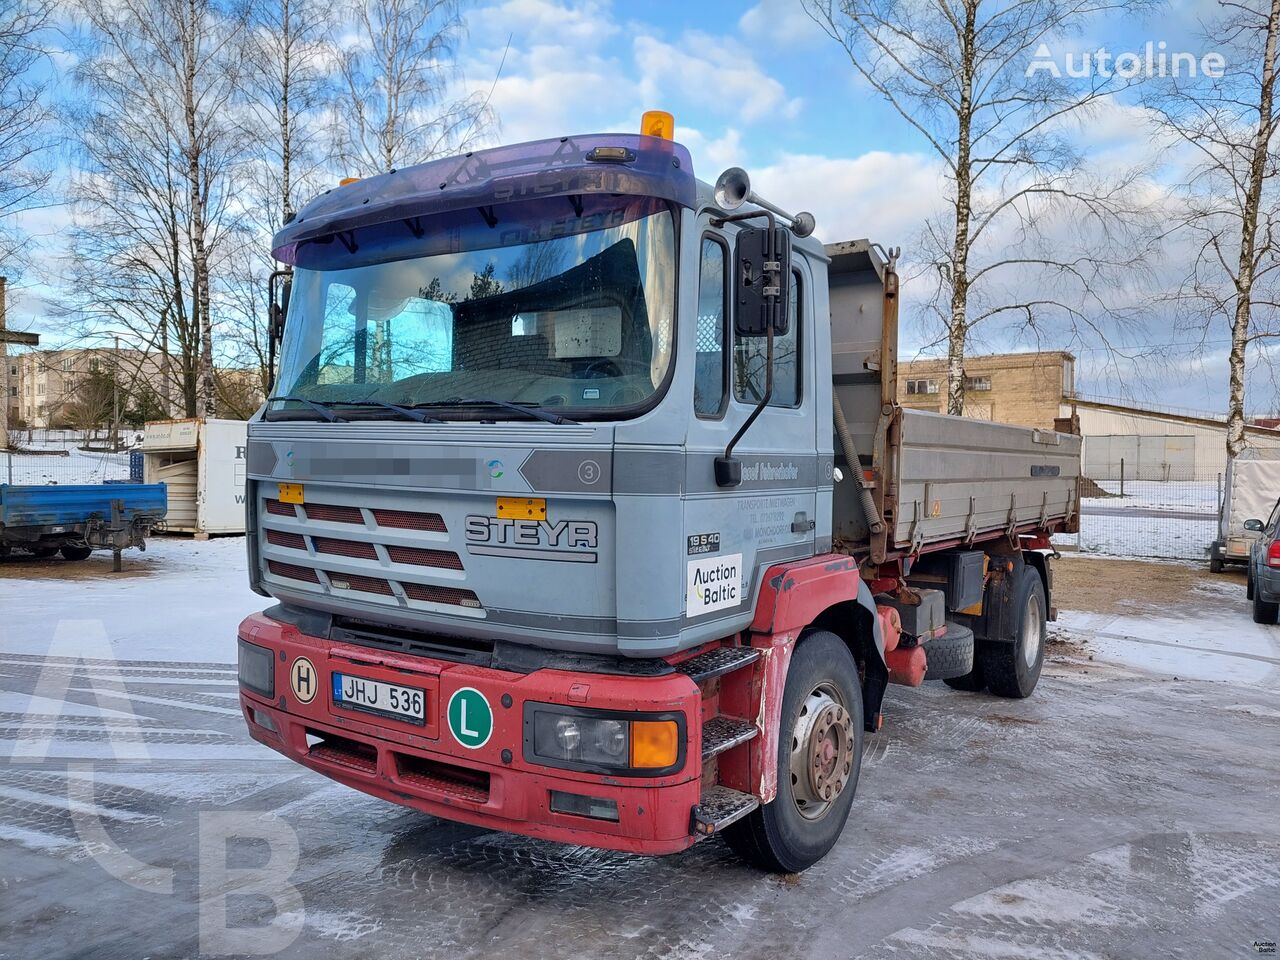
xmin=710 ymin=209 xmax=779 ymax=488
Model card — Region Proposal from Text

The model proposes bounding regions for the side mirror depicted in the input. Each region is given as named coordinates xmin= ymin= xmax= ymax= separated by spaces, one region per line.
xmin=1244 ymin=518 xmax=1264 ymax=532
xmin=270 ymin=279 xmax=292 ymax=343
xmin=733 ymin=226 xmax=791 ymax=337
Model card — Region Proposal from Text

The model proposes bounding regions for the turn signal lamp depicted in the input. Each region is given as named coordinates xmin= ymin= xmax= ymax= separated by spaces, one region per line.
xmin=630 ymin=719 xmax=679 ymax=769
xmin=641 ymin=110 xmax=675 ymax=141
xmin=338 ymin=177 xmax=362 ymax=186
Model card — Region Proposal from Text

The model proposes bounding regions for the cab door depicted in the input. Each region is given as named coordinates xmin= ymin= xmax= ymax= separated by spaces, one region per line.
xmin=680 ymin=221 xmax=818 ymax=648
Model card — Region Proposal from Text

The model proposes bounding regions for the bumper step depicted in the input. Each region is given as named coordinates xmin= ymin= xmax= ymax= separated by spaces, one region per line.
xmin=690 ymin=785 xmax=760 ymax=837
xmin=679 ymin=646 xmax=761 ymax=685
xmin=701 ymin=715 xmax=758 ymax=759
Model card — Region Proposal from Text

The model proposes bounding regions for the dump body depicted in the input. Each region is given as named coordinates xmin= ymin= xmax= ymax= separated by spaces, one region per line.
xmin=826 ymin=240 xmax=1080 ymax=558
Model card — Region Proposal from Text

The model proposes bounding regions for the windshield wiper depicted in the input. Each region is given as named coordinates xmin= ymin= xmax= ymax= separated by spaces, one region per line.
xmin=267 ymin=396 xmax=345 ymax=422
xmin=419 ymin=397 xmax=578 ymax=425
xmin=332 ymin=400 xmax=443 ymax=423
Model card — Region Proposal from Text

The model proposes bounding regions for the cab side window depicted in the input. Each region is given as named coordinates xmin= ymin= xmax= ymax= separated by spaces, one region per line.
xmin=694 ymin=237 xmax=728 ymax=417
xmin=734 ymin=270 xmax=801 ymax=407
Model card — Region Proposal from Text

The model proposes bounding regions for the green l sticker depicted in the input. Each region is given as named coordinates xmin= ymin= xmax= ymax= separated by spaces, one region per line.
xmin=447 ymin=687 xmax=493 ymax=749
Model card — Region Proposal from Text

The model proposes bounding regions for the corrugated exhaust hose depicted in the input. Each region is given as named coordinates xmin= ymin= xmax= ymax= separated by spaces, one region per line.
xmin=833 ymin=395 xmax=885 ymax=535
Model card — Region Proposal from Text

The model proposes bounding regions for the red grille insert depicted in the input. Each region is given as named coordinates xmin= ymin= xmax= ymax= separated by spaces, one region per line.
xmin=402 ymin=582 xmax=480 ymax=607
xmin=267 ymin=560 xmax=319 ymax=583
xmin=309 ymin=733 xmax=377 ymax=775
xmin=327 ymin=572 xmax=394 ymax=596
xmin=396 ymin=754 xmax=490 ymax=803
xmin=386 ymin=545 xmax=463 ymax=569
xmin=304 ymin=503 xmax=364 ymax=524
xmin=372 ymin=509 xmax=447 ymax=532
xmin=266 ymin=529 xmax=306 ymax=550
xmin=313 ymin=537 xmax=378 ymax=560
xmin=264 ymin=499 xmax=296 ymax=517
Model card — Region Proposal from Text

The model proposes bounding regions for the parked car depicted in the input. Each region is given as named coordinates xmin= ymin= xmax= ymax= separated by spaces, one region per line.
xmin=1244 ymin=497 xmax=1280 ymax=623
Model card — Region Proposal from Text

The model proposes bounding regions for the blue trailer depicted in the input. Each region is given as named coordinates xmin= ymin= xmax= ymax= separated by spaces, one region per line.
xmin=0 ymin=483 xmax=168 ymax=566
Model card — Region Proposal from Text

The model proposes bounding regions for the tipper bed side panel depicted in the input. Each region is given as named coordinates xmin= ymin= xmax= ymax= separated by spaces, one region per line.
xmin=891 ymin=410 xmax=1081 ymax=549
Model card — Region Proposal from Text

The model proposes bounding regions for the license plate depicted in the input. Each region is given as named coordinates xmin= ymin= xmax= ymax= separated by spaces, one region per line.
xmin=332 ymin=673 xmax=426 ymax=725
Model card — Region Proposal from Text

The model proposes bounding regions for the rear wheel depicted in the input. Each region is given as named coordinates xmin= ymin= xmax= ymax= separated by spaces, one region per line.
xmin=1209 ymin=557 xmax=1224 ymax=574
xmin=29 ymin=546 xmax=57 ymax=559
xmin=60 ymin=545 xmax=93 ymax=561
xmin=1252 ymin=590 xmax=1277 ymax=624
xmin=979 ymin=567 xmax=1046 ymax=699
xmin=723 ymin=630 xmax=863 ymax=873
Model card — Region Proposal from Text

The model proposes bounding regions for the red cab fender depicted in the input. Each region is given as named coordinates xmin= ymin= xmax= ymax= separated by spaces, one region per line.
xmin=741 ymin=553 xmax=888 ymax=802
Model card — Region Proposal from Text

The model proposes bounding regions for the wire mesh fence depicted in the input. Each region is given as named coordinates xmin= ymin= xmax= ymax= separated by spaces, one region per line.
xmin=2 ymin=429 xmax=139 ymax=486
xmin=1058 ymin=467 xmax=1223 ymax=561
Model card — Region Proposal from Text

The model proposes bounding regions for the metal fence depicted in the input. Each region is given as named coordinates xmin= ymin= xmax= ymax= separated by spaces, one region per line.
xmin=1059 ymin=468 xmax=1223 ymax=561
xmin=3 ymin=429 xmax=137 ymax=486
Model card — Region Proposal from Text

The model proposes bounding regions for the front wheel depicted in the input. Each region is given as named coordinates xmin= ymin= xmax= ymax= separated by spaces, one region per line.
xmin=723 ymin=630 xmax=864 ymax=873
xmin=60 ymin=545 xmax=93 ymax=561
xmin=979 ymin=566 xmax=1046 ymax=699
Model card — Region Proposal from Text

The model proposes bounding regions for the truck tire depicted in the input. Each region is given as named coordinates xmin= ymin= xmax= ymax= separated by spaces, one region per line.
xmin=60 ymin=545 xmax=93 ymax=561
xmin=723 ymin=630 xmax=863 ymax=873
xmin=923 ymin=623 xmax=975 ymax=681
xmin=1209 ymin=557 xmax=1224 ymax=574
xmin=979 ymin=567 xmax=1046 ymax=699
xmin=29 ymin=546 xmax=57 ymax=559
xmin=1252 ymin=591 xmax=1277 ymax=624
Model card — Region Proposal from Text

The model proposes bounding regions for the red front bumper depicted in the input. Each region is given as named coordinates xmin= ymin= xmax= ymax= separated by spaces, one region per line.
xmin=237 ymin=612 xmax=704 ymax=855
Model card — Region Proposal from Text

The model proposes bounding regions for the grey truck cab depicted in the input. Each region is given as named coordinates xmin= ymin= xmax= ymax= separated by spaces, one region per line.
xmin=248 ymin=132 xmax=839 ymax=659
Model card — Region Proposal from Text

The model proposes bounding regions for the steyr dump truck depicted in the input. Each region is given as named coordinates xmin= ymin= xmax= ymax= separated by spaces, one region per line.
xmin=236 ymin=115 xmax=1081 ymax=871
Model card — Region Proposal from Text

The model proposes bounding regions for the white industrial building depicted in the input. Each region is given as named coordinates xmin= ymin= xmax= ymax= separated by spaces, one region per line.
xmin=1065 ymin=397 xmax=1280 ymax=480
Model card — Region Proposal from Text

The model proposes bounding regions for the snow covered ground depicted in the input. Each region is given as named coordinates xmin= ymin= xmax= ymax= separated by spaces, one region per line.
xmin=1060 ymin=478 xmax=1223 ymax=560
xmin=1 ymin=544 xmax=1276 ymax=960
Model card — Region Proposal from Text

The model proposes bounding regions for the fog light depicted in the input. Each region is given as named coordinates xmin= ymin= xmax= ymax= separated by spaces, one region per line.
xmin=237 ymin=638 xmax=275 ymax=698
xmin=549 ymin=790 xmax=619 ymax=822
xmin=251 ymin=708 xmax=277 ymax=733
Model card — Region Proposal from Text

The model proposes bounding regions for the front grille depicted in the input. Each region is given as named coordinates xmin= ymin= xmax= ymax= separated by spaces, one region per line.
xmin=402 ymin=582 xmax=481 ymax=607
xmin=327 ymin=572 xmax=395 ymax=596
xmin=386 ymin=545 xmax=464 ymax=569
xmin=304 ymin=503 xmax=364 ymax=524
xmin=372 ymin=508 xmax=447 ymax=532
xmin=261 ymin=493 xmax=482 ymax=612
xmin=314 ymin=536 xmax=378 ymax=560
xmin=268 ymin=560 xmax=320 ymax=583
xmin=266 ymin=529 xmax=305 ymax=550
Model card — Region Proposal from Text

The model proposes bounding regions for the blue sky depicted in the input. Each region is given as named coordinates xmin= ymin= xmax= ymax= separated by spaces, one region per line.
xmin=8 ymin=0 xmax=1266 ymax=414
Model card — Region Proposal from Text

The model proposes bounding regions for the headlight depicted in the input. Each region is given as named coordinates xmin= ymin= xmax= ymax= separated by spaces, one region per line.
xmin=238 ymin=638 xmax=275 ymax=698
xmin=524 ymin=704 xmax=685 ymax=776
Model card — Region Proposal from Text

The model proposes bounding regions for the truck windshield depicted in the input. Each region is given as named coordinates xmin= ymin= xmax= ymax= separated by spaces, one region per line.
xmin=271 ymin=201 xmax=676 ymax=419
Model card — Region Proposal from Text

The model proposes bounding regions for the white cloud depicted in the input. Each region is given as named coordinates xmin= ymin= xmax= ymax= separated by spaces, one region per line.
xmin=633 ymin=32 xmax=803 ymax=124
xmin=739 ymin=0 xmax=823 ymax=47
xmin=749 ymin=150 xmax=946 ymax=246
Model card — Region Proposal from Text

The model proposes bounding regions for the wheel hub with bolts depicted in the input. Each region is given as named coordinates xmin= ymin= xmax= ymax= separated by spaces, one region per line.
xmin=1023 ymin=589 xmax=1043 ymax=669
xmin=789 ymin=684 xmax=855 ymax=820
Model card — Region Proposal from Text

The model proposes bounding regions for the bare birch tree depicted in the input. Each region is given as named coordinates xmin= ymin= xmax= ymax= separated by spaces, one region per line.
xmin=806 ymin=0 xmax=1156 ymax=414
xmin=1144 ymin=0 xmax=1280 ymax=457
xmin=330 ymin=0 xmax=492 ymax=176
xmin=73 ymin=0 xmax=244 ymax=417
xmin=0 ymin=0 xmax=54 ymax=270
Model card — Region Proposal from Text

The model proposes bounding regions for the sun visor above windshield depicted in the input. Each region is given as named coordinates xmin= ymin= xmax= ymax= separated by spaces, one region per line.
xmin=273 ymin=134 xmax=695 ymax=266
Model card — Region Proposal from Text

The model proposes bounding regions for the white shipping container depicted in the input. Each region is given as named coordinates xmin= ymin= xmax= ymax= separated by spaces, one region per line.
xmin=141 ymin=418 xmax=247 ymax=535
